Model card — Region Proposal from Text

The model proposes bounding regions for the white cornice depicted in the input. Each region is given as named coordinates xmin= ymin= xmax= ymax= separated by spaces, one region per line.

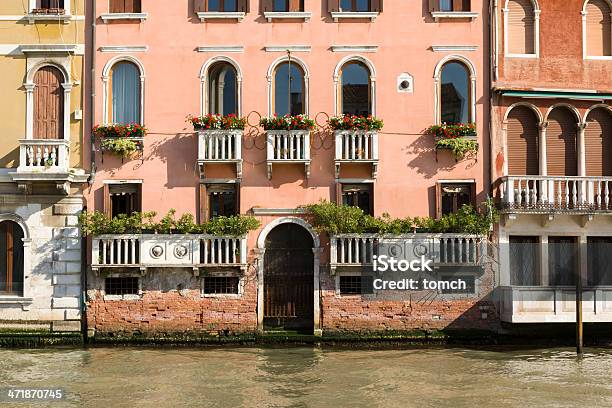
xmin=331 ymin=45 xmax=378 ymax=53
xmin=431 ymin=11 xmax=479 ymax=21
xmin=263 ymin=11 xmax=311 ymax=22
xmin=196 ymin=12 xmax=245 ymax=22
xmin=100 ymin=13 xmax=148 ymax=23
xmin=99 ymin=45 xmax=148 ymax=53
xmin=264 ymin=45 xmax=311 ymax=52
xmin=197 ymin=45 xmax=244 ymax=53
xmin=331 ymin=11 xmax=378 ymax=22
xmin=431 ymin=45 xmax=478 ymax=52
xmin=18 ymin=44 xmax=83 ymax=55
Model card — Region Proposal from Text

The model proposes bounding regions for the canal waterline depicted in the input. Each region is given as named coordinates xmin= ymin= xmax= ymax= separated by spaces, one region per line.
xmin=1 ymin=347 xmax=612 ymax=407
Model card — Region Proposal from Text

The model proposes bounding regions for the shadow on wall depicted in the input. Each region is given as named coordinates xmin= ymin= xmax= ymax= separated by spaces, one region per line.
xmin=146 ymin=132 xmax=200 ymax=189
xmin=0 ymin=148 xmax=19 ymax=169
xmin=406 ymin=132 xmax=478 ymax=179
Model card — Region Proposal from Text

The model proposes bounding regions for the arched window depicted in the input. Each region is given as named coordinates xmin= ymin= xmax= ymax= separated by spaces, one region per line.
xmin=339 ymin=61 xmax=371 ymax=115
xmin=506 ymin=105 xmax=540 ymax=175
xmin=208 ymin=62 xmax=238 ymax=116
xmin=109 ymin=61 xmax=141 ymax=124
xmin=585 ymin=108 xmax=612 ymax=175
xmin=273 ymin=62 xmax=305 ymax=116
xmin=33 ymin=66 xmax=64 ymax=139
xmin=585 ymin=0 xmax=612 ymax=57
xmin=0 ymin=221 xmax=24 ymax=296
xmin=440 ymin=61 xmax=470 ymax=124
xmin=506 ymin=0 xmax=536 ymax=55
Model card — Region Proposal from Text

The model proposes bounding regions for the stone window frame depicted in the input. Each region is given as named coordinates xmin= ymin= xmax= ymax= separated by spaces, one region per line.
xmin=266 ymin=55 xmax=310 ymax=116
xmin=333 ymin=55 xmax=377 ymax=116
xmin=581 ymin=0 xmax=612 ymax=60
xmin=335 ymin=270 xmax=366 ymax=297
xmin=201 ymin=269 xmax=245 ymax=298
xmin=433 ymin=55 xmax=477 ymax=126
xmin=0 ymin=215 xmax=32 ymax=309
xmin=102 ymin=273 xmax=142 ymax=301
xmin=199 ymin=56 xmax=243 ymax=117
xmin=502 ymin=0 xmax=541 ymax=59
xmin=26 ymin=0 xmax=73 ymax=24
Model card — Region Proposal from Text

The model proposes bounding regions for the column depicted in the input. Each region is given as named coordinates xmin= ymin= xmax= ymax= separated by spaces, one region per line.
xmin=313 ymin=247 xmax=323 ymax=336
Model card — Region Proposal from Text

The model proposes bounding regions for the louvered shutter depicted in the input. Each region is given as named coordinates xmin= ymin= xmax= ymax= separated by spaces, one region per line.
xmin=585 ymin=108 xmax=612 ymax=176
xmin=109 ymin=0 xmax=123 ymax=13
xmin=507 ymin=0 xmax=535 ymax=54
xmin=103 ymin=183 xmax=111 ymax=218
xmin=546 ymin=109 xmax=577 ymax=176
xmin=199 ymin=184 xmax=208 ymax=223
xmin=328 ymin=0 xmax=340 ymax=13
xmin=507 ymin=106 xmax=539 ymax=175
xmin=33 ymin=66 xmax=63 ymax=140
xmin=289 ymin=0 xmax=302 ymax=12
xmin=586 ymin=0 xmax=612 ymax=57
xmin=371 ymin=0 xmax=383 ymax=12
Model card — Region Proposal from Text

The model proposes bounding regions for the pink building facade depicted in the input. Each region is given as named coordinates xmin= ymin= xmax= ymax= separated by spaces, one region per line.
xmin=84 ymin=0 xmax=494 ymax=337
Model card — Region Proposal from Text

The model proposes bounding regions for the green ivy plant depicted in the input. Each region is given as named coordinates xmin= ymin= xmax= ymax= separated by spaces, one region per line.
xmin=304 ymin=200 xmax=497 ymax=236
xmin=100 ymin=137 xmax=139 ymax=158
xmin=78 ymin=209 xmax=260 ymax=237
xmin=435 ymin=137 xmax=478 ymax=160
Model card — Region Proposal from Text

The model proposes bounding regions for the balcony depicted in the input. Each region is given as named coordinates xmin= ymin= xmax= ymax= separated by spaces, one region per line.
xmin=334 ymin=130 xmax=379 ymax=179
xmin=197 ymin=130 xmax=243 ymax=179
xmin=11 ymin=139 xmax=85 ymax=194
xmin=500 ymin=176 xmax=612 ymax=213
xmin=329 ymin=233 xmax=484 ymax=273
xmin=266 ymin=130 xmax=311 ymax=180
xmin=500 ymin=286 xmax=612 ymax=323
xmin=91 ymin=234 xmax=248 ymax=274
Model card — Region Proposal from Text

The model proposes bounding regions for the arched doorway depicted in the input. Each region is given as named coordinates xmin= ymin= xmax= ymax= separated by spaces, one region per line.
xmin=263 ymin=223 xmax=314 ymax=332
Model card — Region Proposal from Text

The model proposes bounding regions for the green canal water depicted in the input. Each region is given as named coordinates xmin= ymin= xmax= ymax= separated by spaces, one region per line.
xmin=1 ymin=346 xmax=612 ymax=407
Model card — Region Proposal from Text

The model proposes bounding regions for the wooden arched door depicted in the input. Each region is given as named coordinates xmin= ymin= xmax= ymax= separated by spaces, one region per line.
xmin=264 ymin=223 xmax=314 ymax=333
xmin=33 ymin=66 xmax=64 ymax=140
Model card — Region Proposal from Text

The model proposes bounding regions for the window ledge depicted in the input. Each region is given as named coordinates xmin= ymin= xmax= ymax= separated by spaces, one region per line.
xmin=263 ymin=11 xmax=312 ymax=22
xmin=196 ymin=12 xmax=246 ymax=22
xmin=431 ymin=11 xmax=478 ymax=21
xmin=202 ymin=294 xmax=241 ymax=298
xmin=26 ymin=13 xmax=72 ymax=24
xmin=585 ymin=56 xmax=612 ymax=60
xmin=0 ymin=296 xmax=33 ymax=304
xmin=103 ymin=294 xmax=141 ymax=301
xmin=331 ymin=11 xmax=379 ymax=22
xmin=100 ymin=13 xmax=148 ymax=23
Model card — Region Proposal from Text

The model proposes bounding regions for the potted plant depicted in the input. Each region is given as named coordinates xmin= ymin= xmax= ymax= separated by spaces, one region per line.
xmin=428 ymin=123 xmax=478 ymax=160
xmin=94 ymin=123 xmax=146 ymax=159
xmin=328 ymin=114 xmax=383 ymax=131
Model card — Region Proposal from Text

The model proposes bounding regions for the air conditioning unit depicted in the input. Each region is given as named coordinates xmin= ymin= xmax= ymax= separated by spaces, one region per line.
xmin=378 ymin=237 xmax=440 ymax=263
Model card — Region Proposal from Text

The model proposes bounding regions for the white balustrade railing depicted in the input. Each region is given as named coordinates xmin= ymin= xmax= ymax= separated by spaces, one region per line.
xmin=266 ymin=130 xmax=311 ymax=161
xmin=334 ymin=130 xmax=379 ymax=162
xmin=500 ymin=176 xmax=612 ymax=211
xmin=92 ymin=234 xmax=248 ymax=269
xmin=18 ymin=139 xmax=69 ymax=172
xmin=198 ymin=130 xmax=242 ymax=162
xmin=330 ymin=233 xmax=485 ymax=271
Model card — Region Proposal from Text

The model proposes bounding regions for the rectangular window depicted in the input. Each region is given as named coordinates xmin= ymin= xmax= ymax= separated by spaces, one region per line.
xmin=206 ymin=0 xmax=238 ymax=11
xmin=509 ymin=236 xmax=540 ymax=286
xmin=104 ymin=182 xmax=142 ymax=218
xmin=340 ymin=0 xmax=370 ymax=11
xmin=588 ymin=237 xmax=612 ymax=286
xmin=436 ymin=181 xmax=475 ymax=218
xmin=110 ymin=0 xmax=141 ymax=13
xmin=548 ymin=237 xmax=578 ymax=286
xmin=105 ymin=277 xmax=139 ymax=296
xmin=200 ymin=184 xmax=238 ymax=222
xmin=203 ymin=276 xmax=240 ymax=294
xmin=440 ymin=275 xmax=476 ymax=294
xmin=339 ymin=183 xmax=373 ymax=215
xmin=339 ymin=276 xmax=363 ymax=295
xmin=433 ymin=0 xmax=471 ymax=12
xmin=35 ymin=0 xmax=65 ymax=12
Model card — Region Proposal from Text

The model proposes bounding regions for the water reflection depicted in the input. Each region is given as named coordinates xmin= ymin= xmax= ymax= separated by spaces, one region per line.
xmin=0 ymin=347 xmax=612 ymax=407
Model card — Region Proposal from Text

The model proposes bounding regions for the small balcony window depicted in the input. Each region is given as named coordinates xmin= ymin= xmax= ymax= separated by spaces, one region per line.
xmin=430 ymin=0 xmax=472 ymax=12
xmin=339 ymin=275 xmax=363 ymax=295
xmin=200 ymin=184 xmax=238 ymax=222
xmin=103 ymin=182 xmax=142 ymax=218
xmin=328 ymin=0 xmax=382 ymax=21
xmin=272 ymin=0 xmax=304 ymax=12
xmin=203 ymin=276 xmax=240 ymax=295
xmin=105 ymin=277 xmax=139 ymax=296
xmin=33 ymin=0 xmax=65 ymax=13
xmin=339 ymin=183 xmax=373 ymax=216
xmin=206 ymin=0 xmax=238 ymax=12
xmin=340 ymin=0 xmax=370 ymax=12
xmin=436 ymin=181 xmax=475 ymax=218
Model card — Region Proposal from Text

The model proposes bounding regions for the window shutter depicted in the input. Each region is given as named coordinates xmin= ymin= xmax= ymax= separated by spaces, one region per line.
xmin=235 ymin=182 xmax=241 ymax=215
xmin=103 ymin=183 xmax=111 ymax=218
xmin=261 ymin=0 xmax=274 ymax=12
xmin=289 ymin=0 xmax=301 ymax=12
xmin=429 ymin=0 xmax=440 ymax=12
xmin=435 ymin=182 xmax=442 ymax=219
xmin=452 ymin=0 xmax=462 ymax=11
xmin=194 ymin=0 xmax=205 ymax=12
xmin=585 ymin=109 xmax=612 ymax=176
xmin=238 ymin=0 xmax=250 ymax=12
xmin=328 ymin=0 xmax=340 ymax=13
xmin=369 ymin=184 xmax=374 ymax=216
xmin=507 ymin=0 xmax=535 ymax=54
xmin=463 ymin=0 xmax=471 ymax=11
xmin=371 ymin=0 xmax=383 ymax=12
xmin=33 ymin=67 xmax=64 ymax=140
xmin=586 ymin=0 xmax=612 ymax=57
xmin=335 ymin=183 xmax=343 ymax=205
xmin=546 ymin=109 xmax=578 ymax=177
xmin=506 ymin=106 xmax=539 ymax=176
xmin=199 ymin=184 xmax=209 ymax=223
xmin=110 ymin=0 xmax=123 ymax=13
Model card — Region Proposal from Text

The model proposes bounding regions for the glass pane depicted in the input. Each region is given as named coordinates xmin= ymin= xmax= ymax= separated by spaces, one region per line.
xmin=224 ymin=0 xmax=237 ymax=12
xmin=341 ymin=63 xmax=370 ymax=115
xmin=440 ymin=62 xmax=469 ymax=124
xmin=11 ymin=223 xmax=24 ymax=296
xmin=112 ymin=62 xmax=140 ymax=124
xmin=588 ymin=237 xmax=612 ymax=285
xmin=548 ymin=237 xmax=577 ymax=286
xmin=356 ymin=0 xmax=369 ymax=11
xmin=0 ymin=224 xmax=6 ymax=293
xmin=208 ymin=63 xmax=238 ymax=116
xmin=208 ymin=0 xmax=220 ymax=11
xmin=274 ymin=0 xmax=288 ymax=12
xmin=440 ymin=0 xmax=452 ymax=11
xmin=340 ymin=0 xmax=352 ymax=11
xmin=509 ymin=236 xmax=539 ymax=286
xmin=274 ymin=63 xmax=304 ymax=116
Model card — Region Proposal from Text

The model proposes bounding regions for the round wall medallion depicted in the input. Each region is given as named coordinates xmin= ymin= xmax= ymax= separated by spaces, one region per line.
xmin=413 ymin=243 xmax=429 ymax=257
xmin=174 ymin=245 xmax=188 ymax=259
xmin=150 ymin=245 xmax=164 ymax=258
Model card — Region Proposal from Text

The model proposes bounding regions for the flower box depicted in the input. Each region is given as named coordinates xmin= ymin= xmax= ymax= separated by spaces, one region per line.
xmin=328 ymin=114 xmax=383 ymax=131
xmin=94 ymin=124 xmax=146 ymax=160
xmin=188 ymin=114 xmax=246 ymax=131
